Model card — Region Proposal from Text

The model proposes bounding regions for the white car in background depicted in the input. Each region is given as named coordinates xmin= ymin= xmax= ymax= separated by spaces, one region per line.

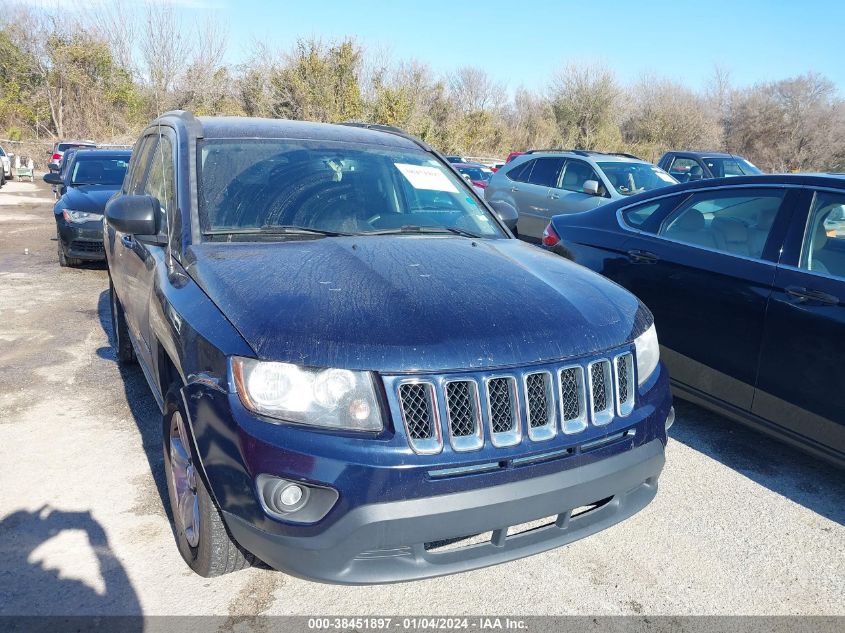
xmin=0 ymin=144 xmax=11 ymax=185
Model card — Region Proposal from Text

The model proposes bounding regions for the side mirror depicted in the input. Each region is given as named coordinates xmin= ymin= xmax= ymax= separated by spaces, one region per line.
xmin=487 ymin=200 xmax=518 ymax=232
xmin=582 ymin=180 xmax=600 ymax=196
xmin=105 ymin=195 xmax=159 ymax=236
xmin=43 ymin=172 xmax=63 ymax=185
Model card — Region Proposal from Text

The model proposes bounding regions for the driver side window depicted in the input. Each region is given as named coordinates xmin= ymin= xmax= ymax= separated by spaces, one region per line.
xmin=561 ymin=159 xmax=601 ymax=194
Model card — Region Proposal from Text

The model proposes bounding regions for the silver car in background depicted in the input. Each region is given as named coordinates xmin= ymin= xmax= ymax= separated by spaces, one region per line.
xmin=485 ymin=150 xmax=678 ymax=241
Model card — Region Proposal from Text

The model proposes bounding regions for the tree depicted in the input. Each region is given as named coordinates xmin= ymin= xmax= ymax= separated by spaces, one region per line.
xmin=548 ymin=62 xmax=621 ymax=150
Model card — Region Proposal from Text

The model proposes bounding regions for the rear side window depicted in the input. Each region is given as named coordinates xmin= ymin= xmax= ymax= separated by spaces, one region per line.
xmin=506 ymin=159 xmax=534 ymax=183
xmin=527 ymin=157 xmax=565 ymax=188
xmin=800 ymin=191 xmax=845 ymax=278
xmin=659 ymin=188 xmax=786 ymax=258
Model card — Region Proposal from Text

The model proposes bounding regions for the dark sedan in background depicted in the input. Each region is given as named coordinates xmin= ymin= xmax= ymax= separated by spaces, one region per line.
xmin=44 ymin=148 xmax=131 ymax=266
xmin=542 ymin=174 xmax=845 ymax=466
xmin=658 ymin=150 xmax=763 ymax=182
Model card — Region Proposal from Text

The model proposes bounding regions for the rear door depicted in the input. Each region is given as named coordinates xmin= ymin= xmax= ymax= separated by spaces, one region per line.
xmin=612 ymin=185 xmax=796 ymax=410
xmin=754 ymin=188 xmax=845 ymax=457
xmin=514 ymin=157 xmax=566 ymax=241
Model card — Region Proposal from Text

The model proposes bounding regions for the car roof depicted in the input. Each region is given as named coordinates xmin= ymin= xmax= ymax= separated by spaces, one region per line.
xmin=665 ymin=150 xmax=739 ymax=159
xmin=520 ymin=150 xmax=648 ymax=164
xmin=604 ymin=173 xmax=845 ymax=208
xmin=164 ymin=115 xmax=421 ymax=151
xmin=71 ymin=148 xmax=132 ymax=158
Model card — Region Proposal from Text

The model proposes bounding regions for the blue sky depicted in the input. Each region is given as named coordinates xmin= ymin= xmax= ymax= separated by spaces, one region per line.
xmin=213 ymin=0 xmax=845 ymax=92
xmin=59 ymin=0 xmax=845 ymax=93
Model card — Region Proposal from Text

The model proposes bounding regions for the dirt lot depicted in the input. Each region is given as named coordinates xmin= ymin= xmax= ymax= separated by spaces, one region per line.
xmin=0 ymin=179 xmax=843 ymax=621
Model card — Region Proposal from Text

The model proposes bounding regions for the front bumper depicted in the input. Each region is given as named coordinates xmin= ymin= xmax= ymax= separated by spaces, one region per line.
xmin=225 ymin=438 xmax=664 ymax=584
xmin=56 ymin=219 xmax=105 ymax=260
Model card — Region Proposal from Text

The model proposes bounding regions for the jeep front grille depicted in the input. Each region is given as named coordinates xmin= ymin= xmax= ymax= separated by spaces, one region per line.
xmin=392 ymin=348 xmax=635 ymax=454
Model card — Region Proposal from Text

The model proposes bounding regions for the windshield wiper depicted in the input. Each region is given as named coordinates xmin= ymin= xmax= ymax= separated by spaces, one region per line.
xmin=204 ymin=225 xmax=352 ymax=237
xmin=364 ymin=225 xmax=482 ymax=238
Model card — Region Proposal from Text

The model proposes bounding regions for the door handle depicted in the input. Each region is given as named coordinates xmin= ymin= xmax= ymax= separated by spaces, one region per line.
xmin=627 ymin=249 xmax=659 ymax=264
xmin=548 ymin=192 xmax=560 ymax=200
xmin=785 ymin=286 xmax=839 ymax=305
xmin=121 ymin=234 xmax=135 ymax=249
xmin=510 ymin=186 xmax=519 ymax=193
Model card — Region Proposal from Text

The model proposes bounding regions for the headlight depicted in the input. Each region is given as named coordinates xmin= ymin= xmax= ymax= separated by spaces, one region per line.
xmin=231 ymin=357 xmax=382 ymax=432
xmin=634 ymin=324 xmax=660 ymax=386
xmin=63 ymin=209 xmax=103 ymax=224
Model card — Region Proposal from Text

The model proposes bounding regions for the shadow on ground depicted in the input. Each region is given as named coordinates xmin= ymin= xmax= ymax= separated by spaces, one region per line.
xmin=670 ymin=399 xmax=844 ymax=525
xmin=0 ymin=506 xmax=142 ymax=621
xmin=95 ymin=289 xmax=171 ymax=523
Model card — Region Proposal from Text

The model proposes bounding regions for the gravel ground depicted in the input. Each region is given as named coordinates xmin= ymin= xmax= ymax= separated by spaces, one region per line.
xmin=0 ymin=180 xmax=842 ymax=621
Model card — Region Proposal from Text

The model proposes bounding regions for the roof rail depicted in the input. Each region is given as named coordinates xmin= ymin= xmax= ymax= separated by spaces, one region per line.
xmin=339 ymin=121 xmax=431 ymax=152
xmin=524 ymin=148 xmax=600 ymax=157
xmin=606 ymin=152 xmax=644 ymax=161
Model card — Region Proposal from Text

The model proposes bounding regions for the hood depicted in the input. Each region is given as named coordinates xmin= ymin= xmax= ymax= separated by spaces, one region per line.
xmin=61 ymin=185 xmax=119 ymax=212
xmin=186 ymin=237 xmax=650 ymax=373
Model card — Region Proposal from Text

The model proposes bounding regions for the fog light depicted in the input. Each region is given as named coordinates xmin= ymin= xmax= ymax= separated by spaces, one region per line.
xmin=665 ymin=406 xmax=675 ymax=431
xmin=279 ymin=484 xmax=303 ymax=508
xmin=256 ymin=474 xmax=339 ymax=523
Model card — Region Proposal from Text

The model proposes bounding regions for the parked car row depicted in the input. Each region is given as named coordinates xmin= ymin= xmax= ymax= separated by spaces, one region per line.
xmin=47 ymin=111 xmax=840 ymax=590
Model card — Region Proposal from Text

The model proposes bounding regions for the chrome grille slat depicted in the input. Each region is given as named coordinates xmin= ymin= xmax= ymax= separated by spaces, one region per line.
xmin=444 ymin=380 xmax=483 ymax=452
xmin=614 ymin=352 xmax=635 ymax=417
xmin=398 ymin=382 xmax=442 ymax=454
xmin=525 ymin=371 xmax=555 ymax=441
xmin=559 ymin=366 xmax=587 ymax=434
xmin=485 ymin=376 xmax=520 ymax=447
xmin=588 ymin=360 xmax=614 ymax=426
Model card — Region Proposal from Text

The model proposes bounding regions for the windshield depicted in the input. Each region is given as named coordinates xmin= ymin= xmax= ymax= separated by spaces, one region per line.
xmin=598 ymin=162 xmax=678 ymax=196
xmin=457 ymin=166 xmax=493 ymax=182
xmin=197 ymin=139 xmax=504 ymax=240
xmin=70 ymin=157 xmax=129 ymax=185
xmin=704 ymin=157 xmax=762 ymax=177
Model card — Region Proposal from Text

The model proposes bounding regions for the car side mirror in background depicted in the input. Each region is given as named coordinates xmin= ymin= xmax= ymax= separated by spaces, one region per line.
xmin=105 ymin=195 xmax=159 ymax=236
xmin=43 ymin=172 xmax=63 ymax=185
xmin=582 ymin=180 xmax=600 ymax=196
xmin=487 ymin=200 xmax=519 ymax=232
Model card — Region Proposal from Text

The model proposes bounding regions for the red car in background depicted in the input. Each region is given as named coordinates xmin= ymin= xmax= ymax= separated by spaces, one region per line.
xmin=505 ymin=151 xmax=525 ymax=164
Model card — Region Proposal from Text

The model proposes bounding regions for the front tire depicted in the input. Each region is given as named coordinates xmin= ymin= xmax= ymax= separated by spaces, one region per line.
xmin=162 ymin=386 xmax=254 ymax=577
xmin=57 ymin=231 xmax=81 ymax=267
xmin=109 ymin=278 xmax=136 ymax=364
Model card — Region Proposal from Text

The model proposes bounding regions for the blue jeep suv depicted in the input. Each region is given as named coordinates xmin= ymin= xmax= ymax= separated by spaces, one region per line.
xmin=104 ymin=111 xmax=673 ymax=583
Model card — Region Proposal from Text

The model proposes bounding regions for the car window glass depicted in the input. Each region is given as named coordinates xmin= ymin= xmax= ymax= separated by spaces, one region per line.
xmin=560 ymin=159 xmax=600 ymax=194
xmin=800 ymin=191 xmax=845 ymax=278
xmin=659 ymin=188 xmax=785 ymax=258
xmin=506 ymin=159 xmax=534 ymax=183
xmin=527 ymin=157 xmax=565 ymax=188
xmin=668 ymin=157 xmax=704 ymax=183
xmin=126 ymin=136 xmax=157 ymax=194
xmin=143 ymin=134 xmax=175 ymax=235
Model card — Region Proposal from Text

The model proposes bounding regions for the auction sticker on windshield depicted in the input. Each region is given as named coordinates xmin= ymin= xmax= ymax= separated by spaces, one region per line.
xmin=395 ymin=163 xmax=459 ymax=193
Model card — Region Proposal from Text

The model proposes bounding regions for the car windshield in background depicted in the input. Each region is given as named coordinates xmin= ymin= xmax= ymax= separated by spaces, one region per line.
xmin=59 ymin=143 xmax=95 ymax=152
xmin=70 ymin=158 xmax=129 ymax=185
xmin=598 ymin=162 xmax=677 ymax=196
xmin=197 ymin=139 xmax=504 ymax=240
xmin=704 ymin=157 xmax=763 ymax=177
xmin=457 ymin=166 xmax=493 ymax=182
